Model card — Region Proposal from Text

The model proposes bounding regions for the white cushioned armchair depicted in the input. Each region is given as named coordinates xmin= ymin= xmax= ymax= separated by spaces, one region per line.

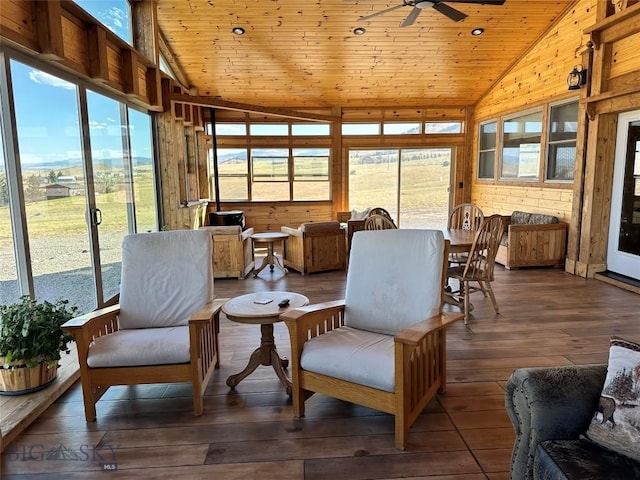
xmin=63 ymin=230 xmax=225 ymax=421
xmin=281 ymin=229 xmax=463 ymax=449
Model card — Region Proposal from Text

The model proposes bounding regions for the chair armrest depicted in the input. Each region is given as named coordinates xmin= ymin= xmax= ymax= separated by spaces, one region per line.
xmin=394 ymin=312 xmax=464 ymax=346
xmin=240 ymin=227 xmax=254 ymax=241
xmin=189 ymin=298 xmax=227 ymax=324
xmin=281 ymin=226 xmax=303 ymax=237
xmin=62 ymin=304 xmax=120 ymax=342
xmin=280 ymin=300 xmax=346 ymax=364
xmin=505 ymin=364 xmax=606 ymax=480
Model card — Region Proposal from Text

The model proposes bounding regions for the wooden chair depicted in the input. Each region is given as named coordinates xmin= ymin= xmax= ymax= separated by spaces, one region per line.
xmin=447 ymin=214 xmax=506 ymax=324
xmin=364 ymin=213 xmax=397 ymax=230
xmin=448 ymin=203 xmax=484 ymax=232
xmin=63 ymin=230 xmax=225 ymax=421
xmin=281 ymin=229 xmax=463 ymax=449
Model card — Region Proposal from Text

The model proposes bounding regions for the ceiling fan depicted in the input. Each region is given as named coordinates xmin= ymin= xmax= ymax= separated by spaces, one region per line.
xmin=358 ymin=0 xmax=506 ymax=26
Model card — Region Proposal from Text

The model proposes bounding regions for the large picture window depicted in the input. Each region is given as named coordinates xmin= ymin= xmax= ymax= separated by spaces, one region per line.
xmin=293 ymin=149 xmax=330 ymax=200
xmin=501 ymin=110 xmax=542 ymax=180
xmin=546 ymin=101 xmax=578 ymax=181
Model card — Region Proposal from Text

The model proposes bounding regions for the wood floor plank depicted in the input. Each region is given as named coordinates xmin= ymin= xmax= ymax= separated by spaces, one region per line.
xmin=2 ymin=267 xmax=639 ymax=478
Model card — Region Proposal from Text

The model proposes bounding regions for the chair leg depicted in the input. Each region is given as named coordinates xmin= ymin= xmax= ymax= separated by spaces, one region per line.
xmin=463 ymin=282 xmax=471 ymax=325
xmin=394 ymin=415 xmax=408 ymax=450
xmin=485 ymin=282 xmax=500 ymax=315
xmin=82 ymin=384 xmax=99 ymax=421
xmin=291 ymin=384 xmax=306 ymax=418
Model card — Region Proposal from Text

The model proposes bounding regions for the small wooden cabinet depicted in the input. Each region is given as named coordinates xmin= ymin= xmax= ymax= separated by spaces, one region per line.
xmin=200 ymin=226 xmax=255 ymax=278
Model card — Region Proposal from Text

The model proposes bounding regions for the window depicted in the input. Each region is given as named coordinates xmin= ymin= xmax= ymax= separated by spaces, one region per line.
xmin=342 ymin=123 xmax=380 ymax=135
xmin=214 ymin=148 xmax=248 ymax=201
xmin=383 ymin=122 xmax=420 ymax=135
xmin=4 ymin=57 xmax=159 ymax=312
xmin=425 ymin=121 xmax=463 ymax=134
xmin=501 ymin=110 xmax=542 ymax=180
xmin=73 ymin=0 xmax=132 ymax=45
xmin=293 ymin=149 xmax=330 ymax=200
xmin=159 ymin=53 xmax=176 ymax=80
xmin=292 ymin=124 xmax=330 ymax=136
xmin=0 ymin=125 xmax=20 ymax=304
xmin=212 ymin=123 xmax=247 ymax=136
xmin=250 ymin=124 xmax=288 ymax=136
xmin=478 ymin=121 xmax=497 ymax=179
xmin=251 ymin=149 xmax=289 ymax=200
xmin=546 ymin=101 xmax=578 ymax=181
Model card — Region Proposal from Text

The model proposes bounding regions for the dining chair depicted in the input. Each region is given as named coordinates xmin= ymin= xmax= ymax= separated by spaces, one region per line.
xmin=364 ymin=213 xmax=397 ymax=230
xmin=447 ymin=214 xmax=506 ymax=324
xmin=446 ymin=203 xmax=485 ymax=275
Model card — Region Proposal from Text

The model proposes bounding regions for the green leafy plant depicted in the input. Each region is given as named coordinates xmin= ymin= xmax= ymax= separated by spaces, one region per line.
xmin=0 ymin=296 xmax=77 ymax=368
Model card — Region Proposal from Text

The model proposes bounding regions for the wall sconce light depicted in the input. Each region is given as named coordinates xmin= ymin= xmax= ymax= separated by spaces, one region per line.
xmin=567 ymin=65 xmax=587 ymax=90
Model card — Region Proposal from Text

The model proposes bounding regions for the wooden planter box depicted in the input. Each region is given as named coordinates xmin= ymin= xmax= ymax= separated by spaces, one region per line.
xmin=0 ymin=358 xmax=58 ymax=395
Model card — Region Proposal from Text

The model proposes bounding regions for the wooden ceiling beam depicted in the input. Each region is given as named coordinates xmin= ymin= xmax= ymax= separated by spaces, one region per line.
xmin=169 ymin=93 xmax=340 ymax=122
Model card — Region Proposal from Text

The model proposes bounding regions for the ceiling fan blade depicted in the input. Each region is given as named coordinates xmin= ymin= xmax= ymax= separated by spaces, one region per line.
xmin=444 ymin=0 xmax=505 ymax=4
xmin=433 ymin=2 xmax=467 ymax=22
xmin=358 ymin=4 xmax=405 ymax=21
xmin=400 ymin=7 xmax=421 ymax=27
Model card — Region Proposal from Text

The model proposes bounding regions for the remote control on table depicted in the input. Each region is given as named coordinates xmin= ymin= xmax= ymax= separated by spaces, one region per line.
xmin=278 ymin=299 xmax=290 ymax=308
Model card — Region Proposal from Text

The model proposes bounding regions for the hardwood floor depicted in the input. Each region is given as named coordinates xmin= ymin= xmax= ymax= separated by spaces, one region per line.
xmin=2 ymin=265 xmax=639 ymax=479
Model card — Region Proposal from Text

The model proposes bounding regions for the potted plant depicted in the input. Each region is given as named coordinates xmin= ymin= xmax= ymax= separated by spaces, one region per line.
xmin=0 ymin=296 xmax=77 ymax=395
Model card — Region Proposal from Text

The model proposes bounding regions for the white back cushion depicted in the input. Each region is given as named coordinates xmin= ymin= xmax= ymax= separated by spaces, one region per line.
xmin=118 ymin=230 xmax=213 ymax=329
xmin=345 ymin=229 xmax=444 ymax=335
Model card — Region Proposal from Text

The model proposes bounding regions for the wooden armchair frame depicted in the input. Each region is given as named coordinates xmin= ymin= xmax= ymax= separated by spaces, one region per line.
xmin=281 ymin=240 xmax=463 ymax=450
xmin=63 ymin=299 xmax=225 ymax=421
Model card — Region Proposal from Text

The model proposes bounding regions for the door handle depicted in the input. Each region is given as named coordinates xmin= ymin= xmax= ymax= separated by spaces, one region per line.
xmin=90 ymin=208 xmax=102 ymax=226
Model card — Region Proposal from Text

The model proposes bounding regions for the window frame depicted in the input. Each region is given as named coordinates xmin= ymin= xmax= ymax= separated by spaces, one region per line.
xmin=477 ymin=119 xmax=498 ymax=180
xmin=499 ymin=107 xmax=544 ymax=182
xmin=545 ymin=99 xmax=579 ymax=183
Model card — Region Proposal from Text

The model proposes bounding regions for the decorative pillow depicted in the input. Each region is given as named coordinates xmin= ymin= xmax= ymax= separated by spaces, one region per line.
xmin=584 ymin=336 xmax=640 ymax=463
xmin=350 ymin=207 xmax=371 ymax=221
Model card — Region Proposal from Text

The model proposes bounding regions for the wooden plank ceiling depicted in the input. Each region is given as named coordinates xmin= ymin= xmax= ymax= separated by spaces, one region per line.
xmin=156 ymin=0 xmax=575 ymax=108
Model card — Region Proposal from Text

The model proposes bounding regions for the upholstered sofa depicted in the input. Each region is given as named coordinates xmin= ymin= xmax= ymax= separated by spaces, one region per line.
xmin=200 ymin=225 xmax=254 ymax=278
xmin=505 ymin=365 xmax=640 ymax=480
xmin=281 ymin=221 xmax=346 ymax=274
xmin=495 ymin=211 xmax=567 ymax=269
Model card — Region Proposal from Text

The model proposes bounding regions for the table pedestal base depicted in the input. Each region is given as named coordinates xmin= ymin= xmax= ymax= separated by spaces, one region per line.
xmin=226 ymin=323 xmax=291 ymax=395
xmin=253 ymin=242 xmax=288 ymax=276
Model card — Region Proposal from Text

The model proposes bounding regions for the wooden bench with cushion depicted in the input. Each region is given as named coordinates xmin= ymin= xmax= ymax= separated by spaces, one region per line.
xmin=495 ymin=211 xmax=567 ymax=269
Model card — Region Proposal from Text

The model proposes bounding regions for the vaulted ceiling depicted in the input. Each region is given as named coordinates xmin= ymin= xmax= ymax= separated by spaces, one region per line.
xmin=156 ymin=0 xmax=575 ymax=108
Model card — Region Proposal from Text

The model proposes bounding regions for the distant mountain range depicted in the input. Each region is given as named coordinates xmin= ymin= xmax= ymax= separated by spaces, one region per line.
xmin=0 ymin=156 xmax=153 ymax=172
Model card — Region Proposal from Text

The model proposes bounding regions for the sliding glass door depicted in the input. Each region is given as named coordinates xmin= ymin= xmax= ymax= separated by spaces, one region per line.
xmin=349 ymin=148 xmax=452 ymax=228
xmin=1 ymin=53 xmax=159 ymax=313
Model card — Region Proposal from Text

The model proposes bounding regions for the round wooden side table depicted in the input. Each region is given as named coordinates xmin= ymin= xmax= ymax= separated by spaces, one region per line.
xmin=222 ymin=291 xmax=309 ymax=395
xmin=251 ymin=232 xmax=289 ymax=276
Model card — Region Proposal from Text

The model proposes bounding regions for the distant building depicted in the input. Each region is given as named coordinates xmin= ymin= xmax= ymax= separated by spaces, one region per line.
xmin=44 ymin=183 xmax=84 ymax=199
xmin=58 ymin=175 xmax=77 ymax=183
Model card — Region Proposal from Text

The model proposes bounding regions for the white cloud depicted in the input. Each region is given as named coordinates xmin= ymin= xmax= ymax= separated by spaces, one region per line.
xmin=28 ymin=71 xmax=75 ymax=90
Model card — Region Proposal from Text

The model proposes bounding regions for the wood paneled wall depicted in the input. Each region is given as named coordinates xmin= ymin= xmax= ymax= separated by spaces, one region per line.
xmin=0 ymin=0 xmax=162 ymax=111
xmin=471 ymin=0 xmax=597 ymax=221
xmin=472 ymin=0 xmax=640 ymax=278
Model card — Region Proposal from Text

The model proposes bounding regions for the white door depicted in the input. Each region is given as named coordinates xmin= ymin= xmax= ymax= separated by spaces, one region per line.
xmin=607 ymin=109 xmax=640 ymax=280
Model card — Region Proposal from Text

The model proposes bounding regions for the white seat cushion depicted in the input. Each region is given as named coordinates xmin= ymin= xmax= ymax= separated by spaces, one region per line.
xmin=300 ymin=326 xmax=395 ymax=392
xmin=86 ymin=326 xmax=190 ymax=368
